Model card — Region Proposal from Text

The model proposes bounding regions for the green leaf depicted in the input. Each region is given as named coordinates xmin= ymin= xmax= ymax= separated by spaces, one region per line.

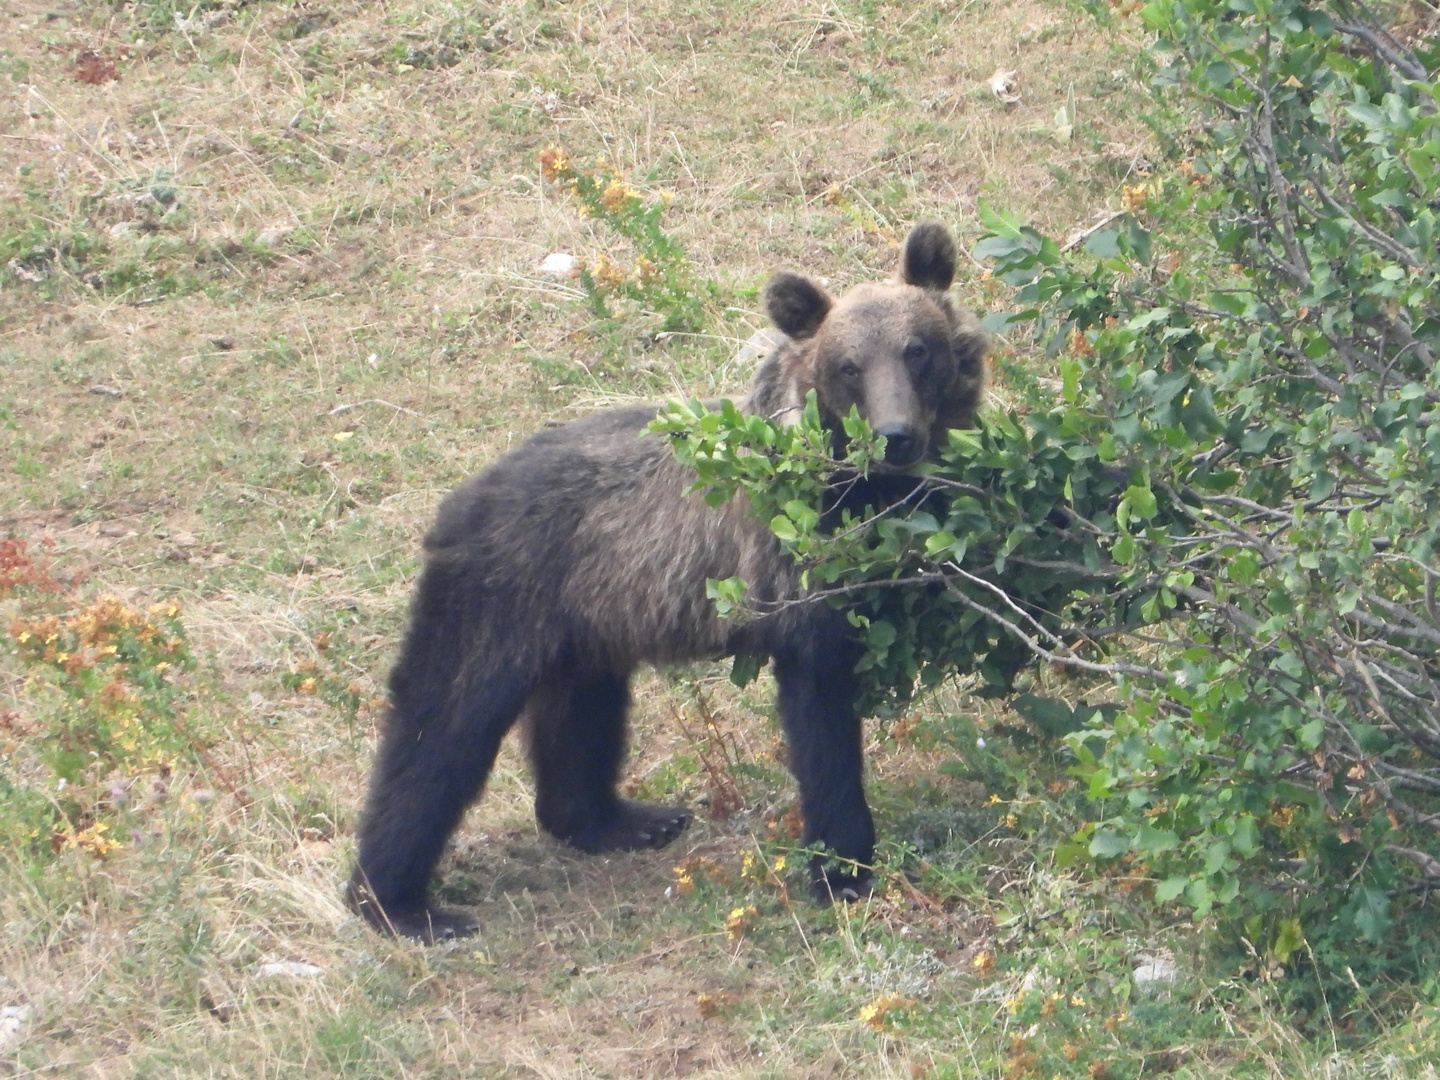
xmin=1061 ymin=358 xmax=1080 ymax=403
xmin=1012 ymin=694 xmax=1083 ymax=738
xmin=1083 ymin=229 xmax=1121 ymax=258
xmin=769 ymin=515 xmax=798 ymax=542
xmin=1155 ymin=877 xmax=1189 ymax=903
xmin=1202 ymin=60 xmax=1234 ymax=87
xmin=977 ymin=198 xmax=1024 ymax=241
xmin=1123 ymin=483 xmax=1158 ymax=521
xmin=1349 ymin=886 xmax=1392 ymax=942
xmin=924 ymin=530 xmax=958 ymax=556
xmin=1137 ymin=824 xmax=1180 ymax=854
xmin=1273 ymin=918 xmax=1306 ymax=964
xmin=1228 ymin=550 xmax=1259 ymax=585
xmin=1241 ymin=426 xmax=1275 ymax=454
xmin=1232 ymin=815 xmax=1260 ymax=857
xmin=729 ymin=652 xmax=764 ymax=687
xmin=1126 ymin=307 xmax=1173 ymax=330
xmin=867 ymin=620 xmax=897 ymax=649
xmin=1089 ymin=829 xmax=1130 ymax=858
xmin=1184 ymin=879 xmax=1215 ymax=915
xmin=973 ymin=235 xmax=1025 ymax=260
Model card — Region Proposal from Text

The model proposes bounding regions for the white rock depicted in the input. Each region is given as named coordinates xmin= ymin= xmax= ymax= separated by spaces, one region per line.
xmin=257 ymin=225 xmax=293 ymax=247
xmin=6 ymin=257 xmax=45 ymax=283
xmin=255 ymin=961 xmax=323 ymax=980
xmin=1133 ymin=957 xmax=1178 ymax=996
xmin=538 ymin=252 xmax=577 ymax=276
xmin=0 ymin=1005 xmax=32 ymax=1053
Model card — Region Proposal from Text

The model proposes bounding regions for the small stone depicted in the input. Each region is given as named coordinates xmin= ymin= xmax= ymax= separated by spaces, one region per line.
xmin=257 ymin=225 xmax=293 ymax=247
xmin=208 ymin=334 xmax=235 ymax=350
xmin=539 ymin=252 xmax=577 ymax=276
xmin=1133 ymin=956 xmax=1178 ymax=997
xmin=7 ymin=257 xmax=46 ymax=283
xmin=0 ymin=1005 xmax=32 ymax=1053
xmin=294 ymin=838 xmax=332 ymax=861
xmin=89 ymin=384 xmax=124 ymax=398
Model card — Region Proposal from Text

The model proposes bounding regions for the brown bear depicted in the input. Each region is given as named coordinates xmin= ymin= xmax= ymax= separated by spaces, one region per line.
xmin=347 ymin=221 xmax=989 ymax=941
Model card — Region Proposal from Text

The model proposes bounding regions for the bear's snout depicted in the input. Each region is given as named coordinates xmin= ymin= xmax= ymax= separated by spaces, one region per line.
xmin=875 ymin=425 xmax=921 ymax=467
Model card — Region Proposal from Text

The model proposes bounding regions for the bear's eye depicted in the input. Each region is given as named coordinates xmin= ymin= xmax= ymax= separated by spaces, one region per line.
xmin=904 ymin=341 xmax=930 ymax=369
xmin=839 ymin=361 xmax=862 ymax=382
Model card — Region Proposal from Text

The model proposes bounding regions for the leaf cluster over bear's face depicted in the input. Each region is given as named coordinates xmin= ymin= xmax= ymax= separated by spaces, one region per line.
xmin=751 ymin=221 xmax=989 ymax=467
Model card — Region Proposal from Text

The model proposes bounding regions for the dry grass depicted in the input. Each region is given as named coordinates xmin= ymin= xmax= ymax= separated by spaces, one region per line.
xmin=3 ymin=0 xmax=1436 ymax=1076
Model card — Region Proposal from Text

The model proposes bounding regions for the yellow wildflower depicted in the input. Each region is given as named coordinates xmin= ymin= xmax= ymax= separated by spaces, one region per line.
xmin=858 ymin=993 xmax=916 ymax=1033
xmin=724 ymin=905 xmax=759 ymax=940
xmin=538 ymin=146 xmax=572 ymax=182
xmin=600 ymin=179 xmax=640 ymax=214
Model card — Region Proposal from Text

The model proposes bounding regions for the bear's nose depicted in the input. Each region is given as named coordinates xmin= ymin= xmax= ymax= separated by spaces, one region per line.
xmin=876 ymin=427 xmax=919 ymax=466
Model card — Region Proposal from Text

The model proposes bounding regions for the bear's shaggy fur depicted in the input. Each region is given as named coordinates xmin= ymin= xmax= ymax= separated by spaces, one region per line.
xmin=347 ymin=222 xmax=989 ymax=941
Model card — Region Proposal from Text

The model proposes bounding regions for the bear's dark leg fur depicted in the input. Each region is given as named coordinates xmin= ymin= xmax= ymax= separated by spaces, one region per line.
xmin=348 ymin=565 xmax=534 ymax=942
xmin=771 ymin=608 xmax=876 ymax=901
xmin=529 ymin=669 xmax=691 ymax=852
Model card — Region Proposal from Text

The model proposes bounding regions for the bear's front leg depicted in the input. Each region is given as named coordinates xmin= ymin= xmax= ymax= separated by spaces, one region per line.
xmin=771 ymin=615 xmax=876 ymax=902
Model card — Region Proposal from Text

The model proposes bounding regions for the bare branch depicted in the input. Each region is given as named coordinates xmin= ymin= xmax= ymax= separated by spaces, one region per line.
xmin=1387 ymin=844 xmax=1440 ymax=879
xmin=1334 ymin=21 xmax=1430 ymax=81
xmin=941 ymin=578 xmax=1168 ymax=680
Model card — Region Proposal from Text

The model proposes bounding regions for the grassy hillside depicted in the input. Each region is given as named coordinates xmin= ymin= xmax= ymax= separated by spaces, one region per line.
xmin=2 ymin=0 xmax=1437 ymax=1076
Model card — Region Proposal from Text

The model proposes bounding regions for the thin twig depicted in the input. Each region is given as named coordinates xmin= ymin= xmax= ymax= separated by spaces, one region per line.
xmin=326 ymin=399 xmax=424 ymax=418
xmin=941 ymin=578 xmax=1168 ymax=680
xmin=1061 ymin=210 xmax=1125 ymax=253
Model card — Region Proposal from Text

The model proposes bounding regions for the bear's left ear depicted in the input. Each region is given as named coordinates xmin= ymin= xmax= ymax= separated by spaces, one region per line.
xmin=765 ymin=271 xmax=833 ymax=339
xmin=900 ymin=221 xmax=956 ymax=292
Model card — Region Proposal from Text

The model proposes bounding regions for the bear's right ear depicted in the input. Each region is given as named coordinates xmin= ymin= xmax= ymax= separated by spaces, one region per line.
xmin=765 ymin=271 xmax=833 ymax=340
xmin=900 ymin=221 xmax=956 ymax=292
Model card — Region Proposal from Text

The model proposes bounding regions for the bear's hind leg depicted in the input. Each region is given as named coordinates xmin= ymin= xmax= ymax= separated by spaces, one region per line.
xmin=528 ymin=670 xmax=691 ymax=853
xmin=349 ymin=658 xmax=532 ymax=943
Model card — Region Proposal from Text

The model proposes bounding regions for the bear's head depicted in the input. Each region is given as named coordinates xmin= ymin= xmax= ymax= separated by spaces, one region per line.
xmin=754 ymin=221 xmax=989 ymax=468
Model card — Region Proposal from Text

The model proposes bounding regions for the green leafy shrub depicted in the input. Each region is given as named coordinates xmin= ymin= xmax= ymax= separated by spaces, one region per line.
xmin=653 ymin=0 xmax=1440 ymax=1018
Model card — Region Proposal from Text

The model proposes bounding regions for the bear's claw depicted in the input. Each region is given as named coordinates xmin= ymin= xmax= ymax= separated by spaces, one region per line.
xmin=568 ymin=799 xmax=692 ymax=853
xmin=347 ymin=880 xmax=481 ymax=944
